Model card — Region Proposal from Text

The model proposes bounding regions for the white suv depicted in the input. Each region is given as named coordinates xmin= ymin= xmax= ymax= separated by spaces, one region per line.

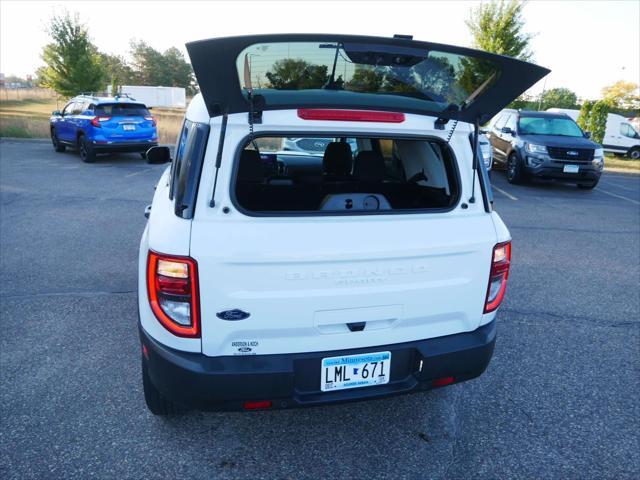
xmin=139 ymin=34 xmax=548 ymax=414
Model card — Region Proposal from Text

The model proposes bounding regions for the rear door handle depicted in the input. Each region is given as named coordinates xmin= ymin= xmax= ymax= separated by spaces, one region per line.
xmin=347 ymin=322 xmax=366 ymax=332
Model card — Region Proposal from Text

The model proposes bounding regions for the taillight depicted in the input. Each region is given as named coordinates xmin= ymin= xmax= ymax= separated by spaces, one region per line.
xmin=147 ymin=251 xmax=200 ymax=337
xmin=144 ymin=116 xmax=157 ymax=126
xmin=90 ymin=116 xmax=111 ymax=127
xmin=484 ymin=241 xmax=511 ymax=313
xmin=297 ymin=109 xmax=405 ymax=123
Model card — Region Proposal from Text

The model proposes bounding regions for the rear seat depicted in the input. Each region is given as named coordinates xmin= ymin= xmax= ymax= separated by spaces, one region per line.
xmin=321 ymin=142 xmax=357 ymax=195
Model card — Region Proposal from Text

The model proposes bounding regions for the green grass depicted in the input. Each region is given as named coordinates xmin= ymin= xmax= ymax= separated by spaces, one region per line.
xmin=0 ymin=93 xmax=185 ymax=144
xmin=604 ymin=153 xmax=640 ymax=172
xmin=0 ymin=124 xmax=33 ymax=138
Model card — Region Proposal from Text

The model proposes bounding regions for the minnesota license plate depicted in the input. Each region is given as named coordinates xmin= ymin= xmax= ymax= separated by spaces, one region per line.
xmin=320 ymin=351 xmax=391 ymax=392
xmin=123 ymin=124 xmax=136 ymax=131
xmin=563 ymin=164 xmax=579 ymax=173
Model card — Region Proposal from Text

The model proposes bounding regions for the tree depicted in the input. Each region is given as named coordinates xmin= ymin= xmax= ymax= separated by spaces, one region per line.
xmin=39 ymin=12 xmax=106 ymax=96
xmin=539 ymin=87 xmax=578 ymax=110
xmin=576 ymin=100 xmax=593 ymax=131
xmin=577 ymin=99 xmax=611 ymax=143
xmin=100 ymin=53 xmax=134 ymax=91
xmin=466 ymin=0 xmax=533 ymax=60
xmin=129 ymin=41 xmax=195 ymax=93
xmin=265 ymin=59 xmax=328 ymax=90
xmin=589 ymin=100 xmax=612 ymax=144
xmin=602 ymin=80 xmax=640 ymax=110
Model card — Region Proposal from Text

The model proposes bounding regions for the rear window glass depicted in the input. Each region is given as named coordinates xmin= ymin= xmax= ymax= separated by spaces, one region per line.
xmin=237 ymin=42 xmax=500 ymax=114
xmin=95 ymin=103 xmax=150 ymax=117
xmin=234 ymin=135 xmax=459 ymax=215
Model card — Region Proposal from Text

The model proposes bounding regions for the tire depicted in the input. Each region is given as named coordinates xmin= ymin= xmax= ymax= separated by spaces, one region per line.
xmin=506 ymin=152 xmax=527 ymax=184
xmin=578 ymin=182 xmax=598 ymax=190
xmin=140 ymin=152 xmax=147 ymax=160
xmin=628 ymin=147 xmax=640 ymax=160
xmin=78 ymin=135 xmax=95 ymax=163
xmin=51 ymin=129 xmax=66 ymax=152
xmin=142 ymin=357 xmax=185 ymax=415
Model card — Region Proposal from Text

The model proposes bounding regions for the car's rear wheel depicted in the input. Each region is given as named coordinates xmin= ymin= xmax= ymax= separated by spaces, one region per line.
xmin=51 ymin=129 xmax=65 ymax=152
xmin=578 ymin=182 xmax=598 ymax=190
xmin=142 ymin=357 xmax=185 ymax=415
xmin=506 ymin=152 xmax=526 ymax=184
xmin=628 ymin=147 xmax=640 ymax=160
xmin=78 ymin=135 xmax=95 ymax=163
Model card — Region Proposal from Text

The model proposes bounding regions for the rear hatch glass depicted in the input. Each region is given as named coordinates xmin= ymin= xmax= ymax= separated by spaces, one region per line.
xmin=95 ymin=103 xmax=150 ymax=117
xmin=238 ymin=42 xmax=499 ymax=115
xmin=186 ymin=34 xmax=550 ymax=122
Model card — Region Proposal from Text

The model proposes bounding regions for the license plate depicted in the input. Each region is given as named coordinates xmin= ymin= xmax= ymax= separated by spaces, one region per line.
xmin=123 ymin=124 xmax=136 ymax=131
xmin=563 ymin=164 xmax=579 ymax=173
xmin=321 ymin=351 xmax=391 ymax=392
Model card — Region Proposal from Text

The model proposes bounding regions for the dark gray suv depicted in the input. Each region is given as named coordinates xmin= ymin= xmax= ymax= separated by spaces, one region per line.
xmin=488 ymin=110 xmax=604 ymax=189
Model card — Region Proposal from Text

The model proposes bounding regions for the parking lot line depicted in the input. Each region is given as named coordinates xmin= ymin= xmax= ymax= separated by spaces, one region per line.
xmin=125 ymin=169 xmax=151 ymax=178
xmin=600 ymin=181 xmax=636 ymax=192
xmin=595 ymin=187 xmax=640 ymax=205
xmin=492 ymin=185 xmax=518 ymax=201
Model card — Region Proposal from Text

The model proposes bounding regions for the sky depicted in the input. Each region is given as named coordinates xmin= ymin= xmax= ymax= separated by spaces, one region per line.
xmin=1 ymin=0 xmax=638 ymax=100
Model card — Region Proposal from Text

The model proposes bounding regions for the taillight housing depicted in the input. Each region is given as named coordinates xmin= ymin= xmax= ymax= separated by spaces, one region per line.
xmin=484 ymin=241 xmax=511 ymax=313
xmin=147 ymin=251 xmax=200 ymax=337
xmin=144 ymin=116 xmax=157 ymax=126
xmin=297 ymin=109 xmax=405 ymax=123
xmin=90 ymin=116 xmax=111 ymax=127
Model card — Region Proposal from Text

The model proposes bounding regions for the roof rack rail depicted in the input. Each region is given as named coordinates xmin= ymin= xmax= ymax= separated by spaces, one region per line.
xmin=78 ymin=91 xmax=136 ymax=101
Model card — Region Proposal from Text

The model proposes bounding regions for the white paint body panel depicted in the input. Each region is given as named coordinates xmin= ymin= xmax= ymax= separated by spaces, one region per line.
xmin=139 ymin=108 xmax=509 ymax=356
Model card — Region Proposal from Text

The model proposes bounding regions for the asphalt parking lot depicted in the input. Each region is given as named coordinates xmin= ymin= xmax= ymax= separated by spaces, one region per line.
xmin=1 ymin=138 xmax=639 ymax=479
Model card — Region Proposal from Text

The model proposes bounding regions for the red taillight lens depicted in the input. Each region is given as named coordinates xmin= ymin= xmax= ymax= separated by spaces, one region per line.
xmin=297 ymin=109 xmax=405 ymax=123
xmin=147 ymin=251 xmax=200 ymax=338
xmin=243 ymin=400 xmax=273 ymax=410
xmin=145 ymin=116 xmax=157 ymax=126
xmin=484 ymin=241 xmax=512 ymax=313
xmin=90 ymin=116 xmax=111 ymax=127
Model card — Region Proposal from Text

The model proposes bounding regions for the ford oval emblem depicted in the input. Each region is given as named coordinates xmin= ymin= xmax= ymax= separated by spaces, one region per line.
xmin=567 ymin=150 xmax=579 ymax=156
xmin=216 ymin=309 xmax=251 ymax=321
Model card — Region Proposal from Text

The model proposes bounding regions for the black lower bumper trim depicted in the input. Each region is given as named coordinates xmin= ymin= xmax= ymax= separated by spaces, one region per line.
xmin=526 ymin=165 xmax=601 ymax=183
xmin=139 ymin=321 xmax=496 ymax=411
xmin=92 ymin=142 xmax=157 ymax=153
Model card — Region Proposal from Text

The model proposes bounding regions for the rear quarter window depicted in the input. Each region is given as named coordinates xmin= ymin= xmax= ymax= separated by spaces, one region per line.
xmin=169 ymin=119 xmax=210 ymax=218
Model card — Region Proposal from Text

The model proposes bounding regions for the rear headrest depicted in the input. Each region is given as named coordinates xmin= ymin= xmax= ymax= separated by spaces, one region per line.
xmin=323 ymin=142 xmax=353 ymax=176
xmin=353 ymin=150 xmax=385 ymax=182
xmin=238 ymin=149 xmax=263 ymax=182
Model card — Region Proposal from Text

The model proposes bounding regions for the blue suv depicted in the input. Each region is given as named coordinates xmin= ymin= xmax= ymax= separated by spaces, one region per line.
xmin=50 ymin=94 xmax=158 ymax=163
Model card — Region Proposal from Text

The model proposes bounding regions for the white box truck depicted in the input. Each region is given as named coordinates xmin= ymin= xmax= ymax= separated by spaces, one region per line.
xmin=107 ymin=86 xmax=186 ymax=108
xmin=547 ymin=108 xmax=640 ymax=159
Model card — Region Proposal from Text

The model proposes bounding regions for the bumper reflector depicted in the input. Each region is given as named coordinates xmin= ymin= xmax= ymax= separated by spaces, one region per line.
xmin=432 ymin=376 xmax=455 ymax=387
xmin=243 ymin=400 xmax=273 ymax=410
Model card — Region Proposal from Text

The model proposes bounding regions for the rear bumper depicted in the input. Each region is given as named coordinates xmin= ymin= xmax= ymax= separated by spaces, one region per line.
xmin=91 ymin=141 xmax=157 ymax=153
xmin=139 ymin=320 xmax=497 ymax=411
